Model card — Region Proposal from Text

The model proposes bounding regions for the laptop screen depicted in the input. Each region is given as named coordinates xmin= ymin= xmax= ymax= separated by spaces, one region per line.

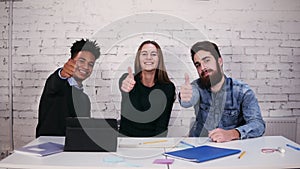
xmin=64 ymin=117 xmax=118 ymax=152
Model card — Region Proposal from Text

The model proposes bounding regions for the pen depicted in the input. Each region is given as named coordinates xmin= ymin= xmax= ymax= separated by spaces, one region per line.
xmin=180 ymin=141 xmax=195 ymax=148
xmin=238 ymin=151 xmax=246 ymax=159
xmin=142 ymin=140 xmax=168 ymax=144
xmin=286 ymin=144 xmax=300 ymax=151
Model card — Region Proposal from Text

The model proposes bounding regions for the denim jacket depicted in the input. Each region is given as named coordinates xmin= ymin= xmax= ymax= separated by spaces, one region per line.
xmin=180 ymin=76 xmax=265 ymax=139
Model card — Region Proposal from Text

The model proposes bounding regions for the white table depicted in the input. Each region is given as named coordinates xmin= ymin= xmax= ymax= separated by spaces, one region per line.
xmin=0 ymin=136 xmax=299 ymax=169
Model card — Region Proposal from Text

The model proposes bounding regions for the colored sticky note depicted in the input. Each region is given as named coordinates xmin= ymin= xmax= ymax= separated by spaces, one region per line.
xmin=103 ymin=156 xmax=124 ymax=163
xmin=153 ymin=159 xmax=174 ymax=164
xmin=124 ymin=162 xmax=142 ymax=167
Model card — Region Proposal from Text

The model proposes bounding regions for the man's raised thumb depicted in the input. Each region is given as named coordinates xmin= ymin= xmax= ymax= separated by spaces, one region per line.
xmin=184 ymin=73 xmax=190 ymax=85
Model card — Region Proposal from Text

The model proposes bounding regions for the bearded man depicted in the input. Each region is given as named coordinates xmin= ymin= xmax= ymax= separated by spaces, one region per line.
xmin=179 ymin=41 xmax=265 ymax=143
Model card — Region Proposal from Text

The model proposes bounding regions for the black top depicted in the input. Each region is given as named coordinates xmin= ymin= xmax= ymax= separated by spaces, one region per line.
xmin=36 ymin=68 xmax=90 ymax=137
xmin=119 ymin=73 xmax=176 ymax=137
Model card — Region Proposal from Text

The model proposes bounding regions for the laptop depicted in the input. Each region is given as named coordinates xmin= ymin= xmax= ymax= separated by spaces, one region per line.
xmin=64 ymin=117 xmax=118 ymax=152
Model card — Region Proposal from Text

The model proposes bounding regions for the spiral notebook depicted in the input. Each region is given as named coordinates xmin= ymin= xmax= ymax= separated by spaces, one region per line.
xmin=164 ymin=145 xmax=241 ymax=163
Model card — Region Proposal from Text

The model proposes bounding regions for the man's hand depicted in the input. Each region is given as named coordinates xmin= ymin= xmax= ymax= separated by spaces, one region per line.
xmin=61 ymin=59 xmax=76 ymax=78
xmin=179 ymin=73 xmax=193 ymax=102
xmin=208 ymin=128 xmax=240 ymax=143
xmin=121 ymin=67 xmax=136 ymax=93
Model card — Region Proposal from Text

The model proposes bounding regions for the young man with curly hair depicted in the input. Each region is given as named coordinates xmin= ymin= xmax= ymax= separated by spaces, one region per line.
xmin=36 ymin=39 xmax=100 ymax=137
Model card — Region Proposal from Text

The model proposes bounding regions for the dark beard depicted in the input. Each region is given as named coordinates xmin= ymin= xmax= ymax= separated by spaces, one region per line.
xmin=200 ymin=65 xmax=223 ymax=89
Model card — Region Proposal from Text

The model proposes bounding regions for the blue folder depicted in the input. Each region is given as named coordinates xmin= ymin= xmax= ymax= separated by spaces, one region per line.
xmin=15 ymin=142 xmax=64 ymax=157
xmin=165 ymin=145 xmax=241 ymax=163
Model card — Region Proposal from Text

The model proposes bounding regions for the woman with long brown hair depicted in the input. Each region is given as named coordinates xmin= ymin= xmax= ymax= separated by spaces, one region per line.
xmin=119 ymin=40 xmax=175 ymax=137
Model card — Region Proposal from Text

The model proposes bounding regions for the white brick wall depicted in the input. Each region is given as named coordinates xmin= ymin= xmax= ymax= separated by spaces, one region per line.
xmin=0 ymin=0 xmax=300 ymax=152
xmin=0 ymin=0 xmax=11 ymax=155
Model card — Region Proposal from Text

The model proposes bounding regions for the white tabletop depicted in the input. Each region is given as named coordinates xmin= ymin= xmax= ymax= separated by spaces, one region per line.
xmin=0 ymin=136 xmax=299 ymax=169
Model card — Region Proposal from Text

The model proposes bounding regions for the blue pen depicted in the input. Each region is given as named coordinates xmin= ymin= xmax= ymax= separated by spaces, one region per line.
xmin=286 ymin=144 xmax=300 ymax=151
xmin=180 ymin=141 xmax=195 ymax=148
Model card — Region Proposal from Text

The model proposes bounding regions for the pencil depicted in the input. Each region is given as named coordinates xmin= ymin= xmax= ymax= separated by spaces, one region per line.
xmin=238 ymin=151 xmax=246 ymax=159
xmin=142 ymin=140 xmax=168 ymax=144
xmin=179 ymin=141 xmax=195 ymax=148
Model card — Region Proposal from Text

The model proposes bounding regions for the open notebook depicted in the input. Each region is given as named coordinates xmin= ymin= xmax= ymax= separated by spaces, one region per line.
xmin=164 ymin=145 xmax=241 ymax=163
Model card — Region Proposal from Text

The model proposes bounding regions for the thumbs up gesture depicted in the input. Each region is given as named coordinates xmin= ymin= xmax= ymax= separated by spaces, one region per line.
xmin=180 ymin=73 xmax=193 ymax=102
xmin=121 ymin=67 xmax=136 ymax=93
xmin=61 ymin=59 xmax=76 ymax=78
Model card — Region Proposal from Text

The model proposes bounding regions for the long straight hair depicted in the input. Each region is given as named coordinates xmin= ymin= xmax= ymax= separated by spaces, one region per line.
xmin=134 ymin=40 xmax=171 ymax=84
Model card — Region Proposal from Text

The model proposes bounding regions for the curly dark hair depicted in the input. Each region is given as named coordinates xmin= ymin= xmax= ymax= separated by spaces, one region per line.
xmin=70 ymin=38 xmax=100 ymax=60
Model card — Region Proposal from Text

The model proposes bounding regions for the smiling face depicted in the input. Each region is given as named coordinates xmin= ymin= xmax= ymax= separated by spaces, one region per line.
xmin=139 ymin=43 xmax=159 ymax=72
xmin=73 ymin=51 xmax=96 ymax=84
xmin=193 ymin=50 xmax=223 ymax=88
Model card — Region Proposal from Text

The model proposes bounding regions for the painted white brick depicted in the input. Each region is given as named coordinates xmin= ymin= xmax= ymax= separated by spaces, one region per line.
xmin=269 ymin=0 xmax=300 ymax=11
xmin=231 ymin=39 xmax=256 ymax=46
xmin=280 ymin=71 xmax=300 ymax=78
xmin=232 ymin=55 xmax=256 ymax=62
xmin=282 ymin=102 xmax=300 ymax=109
xmin=289 ymin=33 xmax=300 ymax=40
xmin=281 ymin=86 xmax=300 ymax=94
xmin=266 ymin=63 xmax=291 ymax=71
xmin=28 ymin=39 xmax=43 ymax=48
xmin=270 ymin=48 xmax=293 ymax=55
xmin=280 ymin=55 xmax=300 ymax=63
xmin=13 ymin=31 xmax=41 ymax=39
xmin=13 ymin=125 xmax=36 ymax=137
xmin=246 ymin=79 xmax=267 ymax=87
xmin=281 ymin=40 xmax=300 ymax=48
xmin=293 ymin=110 xmax=300 ymax=116
xmin=13 ymin=63 xmax=32 ymax=71
xmin=255 ymin=40 xmax=282 ymax=47
xmin=65 ymin=31 xmax=94 ymax=39
xmin=289 ymin=94 xmax=300 ymax=101
xmin=260 ymin=110 xmax=270 ymax=117
xmin=13 ymin=103 xmax=31 ymax=111
xmin=257 ymin=71 xmax=280 ymax=79
xmin=240 ymin=71 xmax=257 ymax=79
xmin=13 ymin=39 xmax=30 ymax=47
xmin=219 ymin=47 xmax=233 ymax=55
xmin=293 ymin=48 xmax=300 ymax=56
xmin=259 ymin=101 xmax=283 ymax=110
xmin=290 ymin=79 xmax=300 ymax=86
xmin=14 ymin=111 xmax=38 ymax=119
xmin=212 ymin=39 xmax=231 ymax=47
xmin=0 ymin=86 xmax=9 ymax=95
xmin=0 ymin=102 xmax=8 ymax=111
xmin=14 ymin=46 xmax=40 ymax=55
xmin=32 ymin=63 xmax=57 ymax=72
xmin=0 ymin=70 xmax=8 ymax=78
xmin=257 ymin=55 xmax=280 ymax=63
xmin=208 ymin=30 xmax=239 ymax=39
xmin=269 ymin=109 xmax=293 ymax=117
xmin=241 ymin=63 xmax=266 ymax=71
xmin=265 ymin=33 xmax=288 ymax=40
xmin=241 ymin=31 xmax=265 ymax=39
xmin=29 ymin=55 xmax=54 ymax=63
xmin=257 ymin=86 xmax=281 ymax=94
xmin=18 ymin=87 xmax=44 ymax=96
xmin=12 ymin=56 xmax=29 ymax=64
xmin=281 ymin=22 xmax=300 ymax=33
xmin=266 ymin=78 xmax=293 ymax=87
xmin=257 ymin=94 xmax=289 ymax=102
